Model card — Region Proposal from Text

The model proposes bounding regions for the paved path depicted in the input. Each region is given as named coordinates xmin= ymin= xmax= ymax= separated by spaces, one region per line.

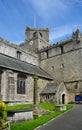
xmin=35 ymin=105 xmax=82 ymax=130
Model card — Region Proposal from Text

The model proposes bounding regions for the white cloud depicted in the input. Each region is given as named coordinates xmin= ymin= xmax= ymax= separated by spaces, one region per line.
xmin=49 ymin=24 xmax=82 ymax=43
xmin=62 ymin=0 xmax=82 ymax=6
xmin=23 ymin=0 xmax=68 ymax=20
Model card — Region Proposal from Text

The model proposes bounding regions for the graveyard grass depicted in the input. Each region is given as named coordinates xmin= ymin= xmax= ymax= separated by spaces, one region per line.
xmin=8 ymin=103 xmax=73 ymax=130
xmin=7 ymin=104 xmax=33 ymax=111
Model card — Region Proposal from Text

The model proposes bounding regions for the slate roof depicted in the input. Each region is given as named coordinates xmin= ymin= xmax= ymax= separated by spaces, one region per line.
xmin=0 ymin=53 xmax=53 ymax=80
xmin=40 ymin=82 xmax=60 ymax=94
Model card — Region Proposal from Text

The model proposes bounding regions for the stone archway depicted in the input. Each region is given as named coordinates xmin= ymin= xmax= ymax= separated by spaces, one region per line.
xmin=62 ymin=94 xmax=65 ymax=104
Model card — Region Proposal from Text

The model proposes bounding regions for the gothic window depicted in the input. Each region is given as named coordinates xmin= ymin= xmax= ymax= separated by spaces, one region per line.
xmin=33 ymin=32 xmax=37 ymax=37
xmin=17 ymin=51 xmax=21 ymax=59
xmin=17 ymin=74 xmax=26 ymax=94
xmin=33 ymin=32 xmax=42 ymax=38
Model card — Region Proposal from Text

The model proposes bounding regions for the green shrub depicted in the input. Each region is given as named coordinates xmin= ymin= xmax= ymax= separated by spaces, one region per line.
xmin=0 ymin=101 xmax=6 ymax=129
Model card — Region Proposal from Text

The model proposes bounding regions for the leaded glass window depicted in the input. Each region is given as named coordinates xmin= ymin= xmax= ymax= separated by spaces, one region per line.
xmin=17 ymin=74 xmax=26 ymax=94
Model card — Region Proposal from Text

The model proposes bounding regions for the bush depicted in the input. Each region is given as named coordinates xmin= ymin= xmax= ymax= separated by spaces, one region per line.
xmin=0 ymin=101 xmax=6 ymax=129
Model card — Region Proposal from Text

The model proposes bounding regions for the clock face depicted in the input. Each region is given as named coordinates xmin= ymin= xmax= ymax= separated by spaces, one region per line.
xmin=29 ymin=41 xmax=33 ymax=45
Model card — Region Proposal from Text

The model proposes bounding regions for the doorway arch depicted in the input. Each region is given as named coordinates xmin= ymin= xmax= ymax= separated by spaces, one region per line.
xmin=62 ymin=94 xmax=65 ymax=104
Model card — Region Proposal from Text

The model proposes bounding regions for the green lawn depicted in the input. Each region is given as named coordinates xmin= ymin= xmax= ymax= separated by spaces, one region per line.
xmin=7 ymin=104 xmax=33 ymax=111
xmin=4 ymin=104 xmax=33 ymax=118
xmin=7 ymin=103 xmax=73 ymax=130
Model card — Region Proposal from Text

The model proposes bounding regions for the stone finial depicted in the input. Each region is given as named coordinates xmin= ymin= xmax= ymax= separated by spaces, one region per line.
xmin=72 ymin=28 xmax=80 ymax=43
xmin=26 ymin=26 xmax=30 ymax=31
xmin=76 ymin=28 xmax=80 ymax=33
xmin=76 ymin=28 xmax=80 ymax=43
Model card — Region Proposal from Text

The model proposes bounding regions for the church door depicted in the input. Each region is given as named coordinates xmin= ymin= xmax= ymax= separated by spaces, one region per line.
xmin=62 ymin=94 xmax=65 ymax=104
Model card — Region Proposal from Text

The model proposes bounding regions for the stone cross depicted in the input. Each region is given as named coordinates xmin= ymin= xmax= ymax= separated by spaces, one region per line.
xmin=33 ymin=73 xmax=38 ymax=106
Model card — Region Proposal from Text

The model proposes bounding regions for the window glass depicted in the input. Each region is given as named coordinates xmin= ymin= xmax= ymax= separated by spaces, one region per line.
xmin=17 ymin=74 xmax=26 ymax=94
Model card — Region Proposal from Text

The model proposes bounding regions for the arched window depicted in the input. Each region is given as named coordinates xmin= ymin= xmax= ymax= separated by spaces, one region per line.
xmin=39 ymin=32 xmax=42 ymax=37
xmin=33 ymin=32 xmax=37 ymax=37
xmin=33 ymin=32 xmax=42 ymax=38
xmin=17 ymin=74 xmax=26 ymax=94
xmin=17 ymin=51 xmax=22 ymax=59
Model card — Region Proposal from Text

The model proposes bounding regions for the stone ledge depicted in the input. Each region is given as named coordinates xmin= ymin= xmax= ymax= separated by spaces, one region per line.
xmin=55 ymin=104 xmax=66 ymax=111
xmin=7 ymin=110 xmax=33 ymax=123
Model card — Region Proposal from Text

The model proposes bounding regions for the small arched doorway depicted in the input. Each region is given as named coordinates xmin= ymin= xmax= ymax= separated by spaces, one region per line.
xmin=62 ymin=94 xmax=65 ymax=104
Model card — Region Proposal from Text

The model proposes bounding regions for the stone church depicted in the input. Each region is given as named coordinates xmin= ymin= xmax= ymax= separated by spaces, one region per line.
xmin=0 ymin=26 xmax=82 ymax=104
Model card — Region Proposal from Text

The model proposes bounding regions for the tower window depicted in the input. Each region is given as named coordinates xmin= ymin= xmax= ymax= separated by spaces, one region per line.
xmin=33 ymin=32 xmax=37 ymax=37
xmin=17 ymin=51 xmax=21 ymax=59
xmin=33 ymin=32 xmax=42 ymax=38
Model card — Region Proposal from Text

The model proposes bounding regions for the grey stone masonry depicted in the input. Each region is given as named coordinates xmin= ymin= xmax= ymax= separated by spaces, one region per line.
xmin=0 ymin=26 xmax=82 ymax=104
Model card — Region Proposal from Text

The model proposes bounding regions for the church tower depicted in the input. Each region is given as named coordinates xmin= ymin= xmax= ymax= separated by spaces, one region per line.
xmin=20 ymin=26 xmax=50 ymax=53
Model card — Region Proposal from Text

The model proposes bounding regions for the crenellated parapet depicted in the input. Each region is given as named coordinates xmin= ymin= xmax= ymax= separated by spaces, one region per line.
xmin=0 ymin=37 xmax=19 ymax=48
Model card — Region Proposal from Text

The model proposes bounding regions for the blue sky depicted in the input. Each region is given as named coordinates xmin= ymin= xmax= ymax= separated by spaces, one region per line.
xmin=0 ymin=0 xmax=82 ymax=44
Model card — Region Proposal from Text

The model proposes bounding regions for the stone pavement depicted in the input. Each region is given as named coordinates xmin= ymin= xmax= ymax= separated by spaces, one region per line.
xmin=35 ymin=104 xmax=82 ymax=130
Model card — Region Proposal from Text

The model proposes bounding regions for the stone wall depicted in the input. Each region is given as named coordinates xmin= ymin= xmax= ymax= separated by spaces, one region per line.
xmin=38 ymin=78 xmax=50 ymax=102
xmin=38 ymin=36 xmax=82 ymax=104
xmin=20 ymin=36 xmax=49 ymax=53
xmin=40 ymin=94 xmax=55 ymax=103
xmin=0 ymin=39 xmax=17 ymax=58
xmin=1 ymin=70 xmax=16 ymax=102
xmin=65 ymin=81 xmax=82 ymax=103
xmin=1 ymin=69 xmax=50 ymax=104
xmin=0 ymin=38 xmax=38 ymax=66
xmin=39 ymin=39 xmax=82 ymax=82
xmin=1 ymin=27 xmax=82 ymax=104
xmin=40 ymin=55 xmax=63 ymax=82
xmin=40 ymin=82 xmax=67 ymax=104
